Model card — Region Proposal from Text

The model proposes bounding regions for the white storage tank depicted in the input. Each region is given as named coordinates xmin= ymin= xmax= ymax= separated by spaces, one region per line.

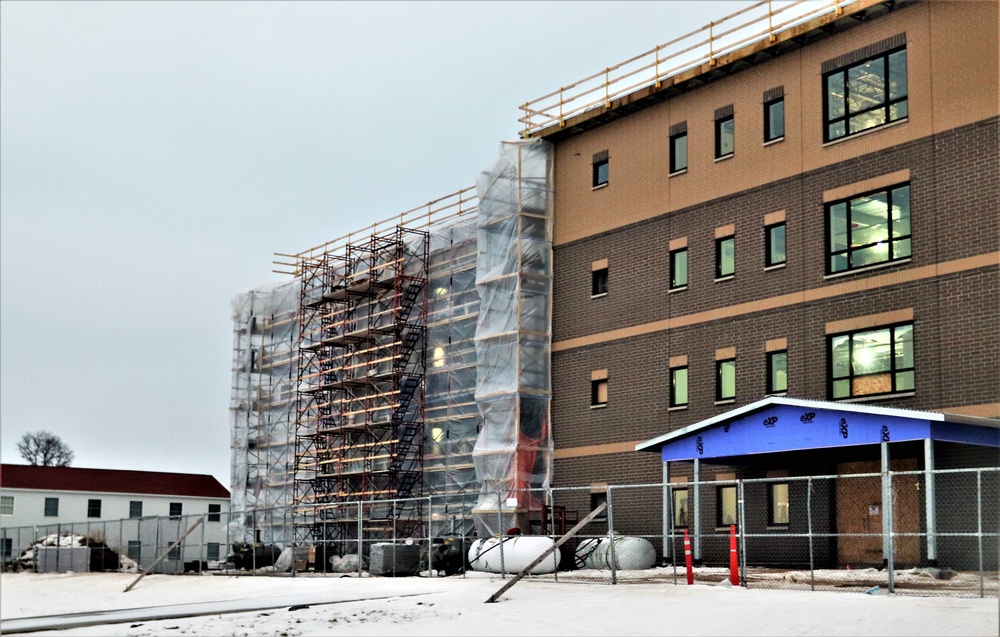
xmin=467 ymin=536 xmax=560 ymax=574
xmin=575 ymin=535 xmax=656 ymax=570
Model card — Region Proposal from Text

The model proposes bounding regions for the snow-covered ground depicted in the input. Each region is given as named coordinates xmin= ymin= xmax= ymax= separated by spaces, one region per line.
xmin=2 ymin=570 xmax=998 ymax=636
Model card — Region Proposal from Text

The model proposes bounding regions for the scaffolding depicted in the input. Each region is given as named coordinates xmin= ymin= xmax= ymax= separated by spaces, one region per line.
xmin=229 ymin=280 xmax=300 ymax=546
xmin=294 ymin=226 xmax=429 ymax=547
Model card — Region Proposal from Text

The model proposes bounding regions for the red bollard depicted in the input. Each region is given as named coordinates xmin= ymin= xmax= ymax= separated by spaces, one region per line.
xmin=729 ymin=524 xmax=739 ymax=586
xmin=683 ymin=529 xmax=694 ymax=585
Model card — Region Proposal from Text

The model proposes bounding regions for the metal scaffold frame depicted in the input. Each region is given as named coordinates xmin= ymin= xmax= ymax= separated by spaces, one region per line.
xmin=293 ymin=226 xmax=430 ymax=551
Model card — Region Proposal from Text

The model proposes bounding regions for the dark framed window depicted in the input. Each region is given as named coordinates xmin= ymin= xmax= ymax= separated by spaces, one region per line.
xmin=169 ymin=502 xmax=183 ymax=519
xmin=769 ymin=483 xmax=790 ymax=525
xmin=590 ymin=491 xmax=608 ymax=521
xmin=672 ymin=488 xmax=689 ymax=528
xmin=87 ymin=499 xmax=102 ymax=519
xmin=44 ymin=497 xmax=59 ymax=517
xmin=127 ymin=541 xmax=141 ymax=562
xmin=824 ymin=41 xmax=907 ymax=142
xmin=591 ymin=267 xmax=608 ymax=297
xmin=669 ymin=248 xmax=688 ymax=290
xmin=765 ymin=223 xmax=786 ymax=267
xmin=716 ymin=359 xmax=736 ymax=401
xmin=591 ymin=378 xmax=608 ymax=407
xmin=716 ymin=236 xmax=735 ymax=279
xmin=0 ymin=496 xmax=13 ymax=516
xmin=715 ymin=114 xmax=734 ymax=158
xmin=670 ymin=366 xmax=688 ymax=407
xmin=717 ymin=485 xmax=737 ymax=527
xmin=207 ymin=542 xmax=221 ymax=561
xmin=208 ymin=504 xmax=222 ymax=522
xmin=129 ymin=501 xmax=143 ymax=519
xmin=669 ymin=126 xmax=688 ymax=174
xmin=765 ymin=98 xmax=785 ymax=142
xmin=167 ymin=545 xmax=181 ymax=561
xmin=829 ymin=322 xmax=914 ymax=399
xmin=767 ymin=350 xmax=788 ymax=395
xmin=827 ymin=184 xmax=910 ymax=274
xmin=592 ymin=150 xmax=609 ymax=188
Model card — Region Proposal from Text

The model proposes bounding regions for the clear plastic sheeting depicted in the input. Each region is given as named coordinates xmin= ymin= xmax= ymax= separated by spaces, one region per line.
xmin=229 ymin=280 xmax=300 ymax=546
xmin=472 ymin=138 xmax=555 ymax=537
xmin=425 ymin=217 xmax=482 ymax=537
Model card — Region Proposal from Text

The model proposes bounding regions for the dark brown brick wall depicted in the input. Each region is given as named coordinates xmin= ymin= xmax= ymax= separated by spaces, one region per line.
xmin=550 ymin=119 xmax=1000 ymax=492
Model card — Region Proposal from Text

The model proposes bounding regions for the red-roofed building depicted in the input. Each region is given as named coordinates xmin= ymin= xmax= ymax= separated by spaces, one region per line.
xmin=1 ymin=464 xmax=230 ymax=571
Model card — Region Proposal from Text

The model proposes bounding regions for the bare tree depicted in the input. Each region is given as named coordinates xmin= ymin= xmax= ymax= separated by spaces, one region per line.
xmin=17 ymin=431 xmax=74 ymax=467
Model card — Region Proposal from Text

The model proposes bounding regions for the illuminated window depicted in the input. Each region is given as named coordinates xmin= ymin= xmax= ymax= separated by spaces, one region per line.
xmin=717 ymin=485 xmax=737 ymax=527
xmin=827 ymin=184 xmax=910 ymax=274
xmin=824 ymin=38 xmax=907 ymax=142
xmin=672 ymin=488 xmax=689 ymax=528
xmin=670 ymin=366 xmax=688 ymax=408
xmin=716 ymin=359 xmax=736 ymax=402
xmin=769 ymin=483 xmax=790 ymax=525
xmin=829 ymin=322 xmax=914 ymax=399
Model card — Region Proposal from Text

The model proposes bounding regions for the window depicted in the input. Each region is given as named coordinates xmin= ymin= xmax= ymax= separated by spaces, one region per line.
xmin=669 ymin=248 xmax=688 ymax=290
xmin=207 ymin=542 xmax=221 ymax=561
xmin=130 ymin=501 xmax=143 ymax=519
xmin=87 ymin=499 xmax=102 ymax=518
xmin=769 ymin=483 xmax=790 ymax=525
xmin=717 ymin=485 xmax=737 ymax=527
xmin=2 ymin=538 xmax=12 ymax=560
xmin=167 ymin=545 xmax=181 ymax=561
xmin=669 ymin=122 xmax=687 ymax=174
xmin=827 ymin=184 xmax=910 ymax=274
xmin=672 ymin=488 xmax=689 ymax=528
xmin=715 ymin=105 xmax=734 ymax=159
xmin=830 ymin=322 xmax=914 ymax=399
xmin=591 ymin=378 xmax=608 ymax=408
xmin=0 ymin=496 xmax=12 ymax=516
xmin=670 ymin=366 xmax=688 ymax=408
xmin=765 ymin=223 xmax=786 ymax=267
xmin=127 ymin=541 xmax=141 ymax=562
xmin=716 ymin=359 xmax=736 ymax=401
xmin=824 ymin=37 xmax=907 ymax=142
xmin=590 ymin=491 xmax=608 ymax=521
xmin=591 ymin=267 xmax=608 ymax=297
xmin=44 ymin=497 xmax=59 ymax=517
xmin=169 ymin=502 xmax=183 ymax=519
xmin=764 ymin=86 xmax=785 ymax=142
xmin=767 ymin=350 xmax=788 ymax=395
xmin=592 ymin=150 xmax=609 ymax=188
xmin=208 ymin=504 xmax=221 ymax=522
xmin=716 ymin=236 xmax=735 ymax=279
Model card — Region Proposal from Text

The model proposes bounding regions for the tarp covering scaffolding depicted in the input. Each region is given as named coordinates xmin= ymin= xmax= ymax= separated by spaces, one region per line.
xmin=229 ymin=280 xmax=300 ymax=546
xmin=471 ymin=138 xmax=555 ymax=537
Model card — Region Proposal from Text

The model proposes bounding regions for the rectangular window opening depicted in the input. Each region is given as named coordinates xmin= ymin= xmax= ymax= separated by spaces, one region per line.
xmin=829 ymin=321 xmax=914 ymax=399
xmin=716 ymin=359 xmax=736 ymax=401
xmin=672 ymin=488 xmax=689 ymax=528
xmin=87 ymin=499 xmax=102 ymax=519
xmin=169 ymin=502 xmax=183 ymax=519
xmin=824 ymin=42 xmax=907 ymax=142
xmin=129 ymin=501 xmax=143 ymax=519
xmin=767 ymin=350 xmax=788 ymax=395
xmin=716 ymin=236 xmax=735 ymax=279
xmin=592 ymin=150 xmax=609 ymax=188
xmin=591 ymin=267 xmax=608 ymax=297
xmin=1 ymin=496 xmax=14 ymax=516
xmin=766 ymin=223 xmax=786 ymax=267
xmin=715 ymin=106 xmax=735 ymax=158
xmin=127 ymin=541 xmax=141 ymax=562
xmin=590 ymin=491 xmax=608 ymax=521
xmin=770 ymin=483 xmax=790 ymax=526
xmin=207 ymin=542 xmax=221 ymax=561
xmin=670 ymin=130 xmax=688 ymax=174
xmin=717 ymin=485 xmax=738 ymax=527
xmin=591 ymin=378 xmax=608 ymax=407
xmin=670 ymin=366 xmax=689 ymax=408
xmin=765 ymin=96 xmax=785 ymax=143
xmin=827 ymin=183 xmax=910 ymax=275
xmin=208 ymin=504 xmax=222 ymax=522
xmin=44 ymin=497 xmax=59 ymax=517
xmin=670 ymin=248 xmax=688 ymax=290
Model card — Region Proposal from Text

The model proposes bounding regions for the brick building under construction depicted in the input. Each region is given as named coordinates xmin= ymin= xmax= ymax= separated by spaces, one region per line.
xmin=229 ymin=0 xmax=999 ymax=570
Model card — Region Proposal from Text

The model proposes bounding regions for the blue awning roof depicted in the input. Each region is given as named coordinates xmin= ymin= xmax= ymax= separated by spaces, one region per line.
xmin=635 ymin=397 xmax=1000 ymax=462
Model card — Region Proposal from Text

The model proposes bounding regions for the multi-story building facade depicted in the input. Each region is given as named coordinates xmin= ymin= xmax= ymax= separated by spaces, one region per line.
xmin=230 ymin=0 xmax=998 ymax=570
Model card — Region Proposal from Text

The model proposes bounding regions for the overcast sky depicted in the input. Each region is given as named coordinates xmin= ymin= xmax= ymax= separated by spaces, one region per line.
xmin=1 ymin=1 xmax=751 ymax=489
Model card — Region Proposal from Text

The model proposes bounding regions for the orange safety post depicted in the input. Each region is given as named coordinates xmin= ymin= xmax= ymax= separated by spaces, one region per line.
xmin=683 ymin=529 xmax=694 ymax=585
xmin=729 ymin=524 xmax=739 ymax=586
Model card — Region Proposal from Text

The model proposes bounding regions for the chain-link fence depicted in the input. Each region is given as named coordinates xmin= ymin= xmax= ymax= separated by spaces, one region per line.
xmin=2 ymin=467 xmax=996 ymax=597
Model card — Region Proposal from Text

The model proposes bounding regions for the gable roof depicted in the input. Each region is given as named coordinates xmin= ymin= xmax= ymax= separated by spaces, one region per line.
xmin=0 ymin=464 xmax=230 ymax=499
xmin=636 ymin=396 xmax=1000 ymax=458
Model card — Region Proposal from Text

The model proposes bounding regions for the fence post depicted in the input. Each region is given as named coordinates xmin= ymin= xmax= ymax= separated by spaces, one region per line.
xmin=881 ymin=442 xmax=895 ymax=593
xmin=737 ymin=480 xmax=747 ymax=587
xmin=807 ymin=477 xmax=815 ymax=591
xmin=692 ymin=458 xmax=701 ymax=562
xmin=976 ymin=470 xmax=984 ymax=599
xmin=496 ymin=491 xmax=506 ymax=579
xmin=662 ymin=462 xmax=670 ymax=569
xmin=606 ymin=485 xmax=617 ymax=585
xmin=356 ymin=501 xmax=363 ymax=579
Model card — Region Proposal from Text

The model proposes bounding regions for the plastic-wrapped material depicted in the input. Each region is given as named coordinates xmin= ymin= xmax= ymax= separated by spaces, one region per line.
xmin=229 ymin=279 xmax=300 ymax=546
xmin=472 ymin=139 xmax=555 ymax=537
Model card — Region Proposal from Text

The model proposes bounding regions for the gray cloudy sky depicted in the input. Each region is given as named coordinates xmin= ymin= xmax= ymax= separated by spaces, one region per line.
xmin=1 ymin=1 xmax=749 ymax=488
